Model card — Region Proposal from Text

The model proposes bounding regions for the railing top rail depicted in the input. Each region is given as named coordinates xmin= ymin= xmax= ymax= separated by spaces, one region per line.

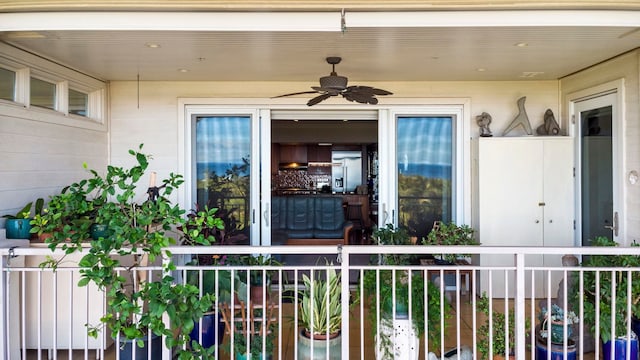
xmin=2 ymin=244 xmax=640 ymax=257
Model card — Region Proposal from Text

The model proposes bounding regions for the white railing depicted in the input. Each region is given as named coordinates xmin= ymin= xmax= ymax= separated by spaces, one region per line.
xmin=2 ymin=245 xmax=640 ymax=359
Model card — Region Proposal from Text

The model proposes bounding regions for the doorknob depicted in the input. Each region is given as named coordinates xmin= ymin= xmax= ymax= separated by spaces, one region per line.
xmin=604 ymin=211 xmax=619 ymax=237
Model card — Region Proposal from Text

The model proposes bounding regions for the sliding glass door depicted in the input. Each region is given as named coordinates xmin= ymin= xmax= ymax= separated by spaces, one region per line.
xmin=378 ymin=106 xmax=465 ymax=238
xmin=185 ymin=107 xmax=262 ymax=246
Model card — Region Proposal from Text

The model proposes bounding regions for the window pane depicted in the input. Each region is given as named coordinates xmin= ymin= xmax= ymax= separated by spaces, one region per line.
xmin=0 ymin=67 xmax=16 ymax=101
xmin=397 ymin=116 xmax=453 ymax=238
xmin=69 ymin=89 xmax=88 ymax=116
xmin=30 ymin=77 xmax=56 ymax=110
xmin=195 ymin=116 xmax=251 ymax=245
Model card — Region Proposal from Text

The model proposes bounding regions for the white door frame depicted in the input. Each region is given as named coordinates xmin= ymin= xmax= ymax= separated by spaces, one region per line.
xmin=179 ymin=98 xmax=471 ymax=244
xmin=568 ymin=79 xmax=624 ymax=244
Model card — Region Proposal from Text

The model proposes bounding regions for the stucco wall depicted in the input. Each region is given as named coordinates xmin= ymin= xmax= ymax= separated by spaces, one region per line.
xmin=561 ymin=50 xmax=640 ymax=244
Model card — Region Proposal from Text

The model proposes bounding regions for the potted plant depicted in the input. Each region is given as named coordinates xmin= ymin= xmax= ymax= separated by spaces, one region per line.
xmin=535 ymin=304 xmax=578 ymax=359
xmin=297 ymin=266 xmax=342 ymax=360
xmin=477 ymin=293 xmax=530 ymax=360
xmin=3 ymin=198 xmax=42 ymax=239
xmin=363 ymin=223 xmax=450 ymax=360
xmin=182 ymin=206 xmax=228 ymax=352
xmin=571 ymin=236 xmax=640 ymax=360
xmin=34 ymin=145 xmax=218 ymax=359
xmin=220 ymin=299 xmax=277 ymax=360
xmin=421 ymin=221 xmax=478 ymax=264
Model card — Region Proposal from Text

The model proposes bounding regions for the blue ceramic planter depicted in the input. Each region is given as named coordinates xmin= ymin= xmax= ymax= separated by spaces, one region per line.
xmin=119 ymin=333 xmax=162 ymax=360
xmin=5 ymin=218 xmax=32 ymax=239
xmin=602 ymin=337 xmax=638 ymax=360
xmin=535 ymin=340 xmax=577 ymax=360
xmin=189 ymin=312 xmax=225 ymax=348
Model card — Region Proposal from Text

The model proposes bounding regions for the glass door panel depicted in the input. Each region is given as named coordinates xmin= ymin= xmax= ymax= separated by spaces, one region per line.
xmin=577 ymin=95 xmax=615 ymax=244
xmin=194 ymin=115 xmax=252 ymax=245
xmin=396 ymin=116 xmax=453 ymax=239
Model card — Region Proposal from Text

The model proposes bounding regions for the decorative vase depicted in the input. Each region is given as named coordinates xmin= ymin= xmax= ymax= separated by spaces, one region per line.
xmin=602 ymin=336 xmax=638 ymax=360
xmin=547 ymin=321 xmax=573 ymax=344
xmin=375 ymin=317 xmax=419 ymax=360
xmin=5 ymin=218 xmax=32 ymax=239
xmin=297 ymin=329 xmax=341 ymax=360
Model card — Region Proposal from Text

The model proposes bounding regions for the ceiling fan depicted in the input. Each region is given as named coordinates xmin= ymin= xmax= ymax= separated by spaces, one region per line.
xmin=272 ymin=57 xmax=392 ymax=106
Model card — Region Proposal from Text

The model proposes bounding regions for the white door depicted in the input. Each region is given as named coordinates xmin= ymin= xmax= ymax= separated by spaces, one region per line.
xmin=185 ymin=107 xmax=263 ymax=246
xmin=573 ymin=92 xmax=620 ymax=244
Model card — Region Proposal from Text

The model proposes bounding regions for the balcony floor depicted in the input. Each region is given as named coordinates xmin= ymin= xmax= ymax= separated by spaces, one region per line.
xmin=24 ymin=294 xmax=599 ymax=360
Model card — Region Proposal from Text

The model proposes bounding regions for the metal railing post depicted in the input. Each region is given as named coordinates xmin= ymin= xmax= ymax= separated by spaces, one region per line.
xmin=514 ymin=252 xmax=526 ymax=359
xmin=339 ymin=244 xmax=350 ymax=360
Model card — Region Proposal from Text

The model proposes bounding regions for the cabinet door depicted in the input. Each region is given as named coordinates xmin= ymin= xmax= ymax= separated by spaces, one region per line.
xmin=542 ymin=138 xmax=575 ymax=297
xmin=478 ymin=138 xmax=544 ymax=298
xmin=280 ymin=145 xmax=307 ymax=163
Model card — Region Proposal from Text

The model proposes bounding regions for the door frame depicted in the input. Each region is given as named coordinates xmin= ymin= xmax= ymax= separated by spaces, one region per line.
xmin=179 ymin=98 xmax=471 ymax=245
xmin=567 ymin=79 xmax=625 ymax=244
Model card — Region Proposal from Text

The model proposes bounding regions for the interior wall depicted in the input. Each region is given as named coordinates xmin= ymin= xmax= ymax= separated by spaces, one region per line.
xmin=560 ymin=50 xmax=640 ymax=244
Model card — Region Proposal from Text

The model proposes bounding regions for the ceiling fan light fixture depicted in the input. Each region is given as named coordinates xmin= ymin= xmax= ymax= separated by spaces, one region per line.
xmin=319 ymin=75 xmax=348 ymax=89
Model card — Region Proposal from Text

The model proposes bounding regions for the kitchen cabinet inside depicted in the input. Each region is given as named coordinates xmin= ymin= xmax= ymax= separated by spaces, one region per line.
xmin=476 ymin=137 xmax=574 ymax=298
xmin=307 ymin=145 xmax=332 ymax=162
xmin=279 ymin=145 xmax=307 ymax=164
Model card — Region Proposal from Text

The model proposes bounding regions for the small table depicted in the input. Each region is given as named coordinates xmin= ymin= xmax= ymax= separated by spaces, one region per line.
xmin=420 ymin=258 xmax=473 ymax=301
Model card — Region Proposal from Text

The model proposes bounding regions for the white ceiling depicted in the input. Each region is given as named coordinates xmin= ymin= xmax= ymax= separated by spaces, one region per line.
xmin=2 ymin=16 xmax=639 ymax=83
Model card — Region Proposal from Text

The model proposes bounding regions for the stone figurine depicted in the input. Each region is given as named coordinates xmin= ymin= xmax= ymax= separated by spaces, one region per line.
xmin=536 ymin=108 xmax=561 ymax=135
xmin=502 ymin=96 xmax=533 ymax=136
xmin=475 ymin=112 xmax=493 ymax=137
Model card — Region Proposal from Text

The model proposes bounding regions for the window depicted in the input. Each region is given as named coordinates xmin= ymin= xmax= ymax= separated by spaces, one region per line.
xmin=30 ymin=77 xmax=56 ymax=110
xmin=0 ymin=67 xmax=16 ymax=101
xmin=68 ymin=88 xmax=88 ymax=116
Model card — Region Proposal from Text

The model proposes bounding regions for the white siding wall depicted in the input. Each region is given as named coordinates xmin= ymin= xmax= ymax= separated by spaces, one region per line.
xmin=560 ymin=50 xmax=640 ymax=244
xmin=0 ymin=105 xmax=108 ymax=226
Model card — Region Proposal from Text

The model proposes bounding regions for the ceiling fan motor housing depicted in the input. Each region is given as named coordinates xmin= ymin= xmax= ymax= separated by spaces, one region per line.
xmin=319 ymin=75 xmax=348 ymax=90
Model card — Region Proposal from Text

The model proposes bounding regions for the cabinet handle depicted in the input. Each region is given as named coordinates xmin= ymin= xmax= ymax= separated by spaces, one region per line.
xmin=538 ymin=202 xmax=546 ymax=206
xmin=549 ymin=220 xmax=553 ymax=223
xmin=535 ymin=220 xmax=540 ymax=223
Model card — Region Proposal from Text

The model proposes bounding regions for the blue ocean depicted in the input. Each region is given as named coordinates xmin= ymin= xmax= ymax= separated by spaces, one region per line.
xmin=398 ymin=163 xmax=451 ymax=179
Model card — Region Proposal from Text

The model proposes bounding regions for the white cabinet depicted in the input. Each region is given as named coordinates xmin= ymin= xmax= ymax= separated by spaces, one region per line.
xmin=476 ymin=137 xmax=574 ymax=298
xmin=24 ymin=250 xmax=112 ymax=354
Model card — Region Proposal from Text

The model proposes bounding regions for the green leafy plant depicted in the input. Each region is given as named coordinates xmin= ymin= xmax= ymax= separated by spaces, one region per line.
xmin=570 ymin=236 xmax=640 ymax=344
xmin=36 ymin=144 xmax=219 ymax=359
xmin=299 ymin=267 xmax=342 ymax=337
xmin=422 ymin=221 xmax=478 ymax=263
xmin=363 ymin=223 xmax=451 ymax=357
xmin=477 ymin=293 xmax=530 ymax=359
xmin=3 ymin=198 xmax=43 ymax=220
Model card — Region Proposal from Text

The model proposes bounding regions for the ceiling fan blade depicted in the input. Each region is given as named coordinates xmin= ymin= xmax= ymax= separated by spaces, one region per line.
xmin=307 ymin=93 xmax=332 ymax=106
xmin=271 ymin=90 xmax=319 ymax=98
xmin=342 ymin=91 xmax=374 ymax=104
xmin=346 ymin=85 xmax=393 ymax=96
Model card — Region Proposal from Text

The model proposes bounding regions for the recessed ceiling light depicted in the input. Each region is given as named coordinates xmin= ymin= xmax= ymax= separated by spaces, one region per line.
xmin=515 ymin=42 xmax=528 ymax=47
xmin=293 ymin=119 xmax=299 ymax=122
xmin=145 ymin=43 xmax=161 ymax=48
xmin=476 ymin=68 xmax=486 ymax=72
xmin=519 ymin=71 xmax=545 ymax=78
xmin=178 ymin=68 xmax=189 ymax=73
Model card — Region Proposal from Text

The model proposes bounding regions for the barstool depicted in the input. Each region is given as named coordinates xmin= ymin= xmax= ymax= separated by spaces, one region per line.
xmin=346 ymin=203 xmax=366 ymax=244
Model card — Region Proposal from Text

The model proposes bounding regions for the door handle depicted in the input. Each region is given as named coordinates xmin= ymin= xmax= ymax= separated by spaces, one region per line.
xmin=263 ymin=204 xmax=269 ymax=227
xmin=382 ymin=203 xmax=389 ymax=225
xmin=604 ymin=211 xmax=619 ymax=237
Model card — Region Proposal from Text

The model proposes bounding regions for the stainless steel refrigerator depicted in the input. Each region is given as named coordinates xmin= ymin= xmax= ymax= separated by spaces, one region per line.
xmin=331 ymin=150 xmax=362 ymax=193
